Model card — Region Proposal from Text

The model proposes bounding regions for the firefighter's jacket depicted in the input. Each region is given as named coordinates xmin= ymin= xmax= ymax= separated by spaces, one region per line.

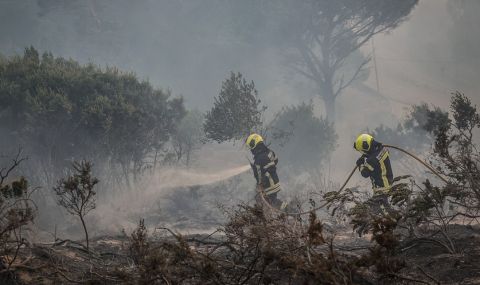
xmin=358 ymin=141 xmax=393 ymax=188
xmin=251 ymin=143 xmax=281 ymax=195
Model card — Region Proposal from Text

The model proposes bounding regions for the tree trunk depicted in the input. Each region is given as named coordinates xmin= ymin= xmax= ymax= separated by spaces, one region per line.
xmin=324 ymin=96 xmax=336 ymax=122
xmin=79 ymin=214 xmax=89 ymax=250
xmin=320 ymin=54 xmax=336 ymax=122
xmin=322 ymin=74 xmax=336 ymax=122
xmin=186 ymin=143 xmax=193 ymax=167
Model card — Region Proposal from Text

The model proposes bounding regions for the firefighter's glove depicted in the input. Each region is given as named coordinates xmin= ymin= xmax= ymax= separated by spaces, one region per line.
xmin=356 ymin=157 xmax=365 ymax=167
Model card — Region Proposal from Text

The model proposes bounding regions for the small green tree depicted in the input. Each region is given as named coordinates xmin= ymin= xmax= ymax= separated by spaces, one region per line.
xmin=204 ymin=72 xmax=265 ymax=143
xmin=53 ymin=161 xmax=98 ymax=250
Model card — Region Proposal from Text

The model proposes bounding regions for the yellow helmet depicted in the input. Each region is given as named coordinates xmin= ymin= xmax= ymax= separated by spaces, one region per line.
xmin=246 ymin=133 xmax=264 ymax=150
xmin=354 ymin=134 xmax=374 ymax=153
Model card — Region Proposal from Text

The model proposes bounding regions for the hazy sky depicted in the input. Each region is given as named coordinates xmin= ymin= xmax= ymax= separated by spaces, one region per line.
xmin=366 ymin=0 xmax=480 ymax=110
xmin=1 ymin=0 xmax=478 ymax=116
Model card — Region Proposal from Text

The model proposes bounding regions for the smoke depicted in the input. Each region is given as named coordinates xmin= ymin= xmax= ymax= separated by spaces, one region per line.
xmin=1 ymin=1 xmax=478 ymax=114
xmin=85 ymin=163 xmax=251 ymax=235
xmin=148 ymin=164 xmax=251 ymax=190
xmin=3 ymin=1 xmax=480 ymax=240
xmin=327 ymin=0 xmax=480 ymax=182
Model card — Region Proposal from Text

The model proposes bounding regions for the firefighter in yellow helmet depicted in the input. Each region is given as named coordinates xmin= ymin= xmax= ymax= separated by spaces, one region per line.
xmin=354 ymin=134 xmax=394 ymax=217
xmin=354 ymin=134 xmax=393 ymax=189
xmin=246 ymin=133 xmax=287 ymax=210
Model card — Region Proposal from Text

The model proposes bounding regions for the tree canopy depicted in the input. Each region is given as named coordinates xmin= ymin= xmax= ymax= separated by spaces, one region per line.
xmin=231 ymin=0 xmax=418 ymax=121
xmin=204 ymin=72 xmax=264 ymax=143
xmin=0 ymin=47 xmax=185 ymax=187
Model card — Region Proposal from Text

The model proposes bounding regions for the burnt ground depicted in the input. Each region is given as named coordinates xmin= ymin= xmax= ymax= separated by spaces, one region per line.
xmin=331 ymin=224 xmax=480 ymax=284
xmin=396 ymin=224 xmax=480 ymax=285
xmin=1 ymin=223 xmax=480 ymax=284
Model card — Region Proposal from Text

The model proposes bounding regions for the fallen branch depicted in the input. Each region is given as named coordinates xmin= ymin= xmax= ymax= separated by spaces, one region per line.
xmin=417 ymin=265 xmax=440 ymax=285
xmin=385 ymin=273 xmax=431 ymax=285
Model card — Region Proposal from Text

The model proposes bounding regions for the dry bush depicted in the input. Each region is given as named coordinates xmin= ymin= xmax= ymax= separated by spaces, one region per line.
xmin=129 ymin=219 xmax=149 ymax=266
xmin=117 ymin=218 xmax=218 ymax=284
xmin=321 ymin=93 xmax=480 ymax=282
xmin=318 ymin=93 xmax=480 ymax=283
xmin=388 ymin=93 xmax=480 ymax=255
xmin=120 ymin=204 xmax=377 ymax=284
xmin=0 ymin=151 xmax=36 ymax=281
xmin=322 ymin=174 xmax=464 ymax=283
xmin=53 ymin=160 xmax=98 ymax=250
xmin=219 ymin=205 xmax=349 ymax=284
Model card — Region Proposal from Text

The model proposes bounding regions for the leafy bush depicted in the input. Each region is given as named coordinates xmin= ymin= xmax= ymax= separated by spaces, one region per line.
xmin=268 ymin=102 xmax=337 ymax=174
xmin=0 ymin=47 xmax=185 ymax=188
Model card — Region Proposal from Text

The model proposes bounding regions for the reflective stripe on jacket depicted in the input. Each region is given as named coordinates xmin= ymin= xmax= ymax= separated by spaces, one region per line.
xmin=358 ymin=141 xmax=393 ymax=188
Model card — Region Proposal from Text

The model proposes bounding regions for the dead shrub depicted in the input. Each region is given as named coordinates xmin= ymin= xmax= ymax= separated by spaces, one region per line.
xmin=120 ymin=203 xmax=374 ymax=284
xmin=0 ymin=151 xmax=36 ymax=281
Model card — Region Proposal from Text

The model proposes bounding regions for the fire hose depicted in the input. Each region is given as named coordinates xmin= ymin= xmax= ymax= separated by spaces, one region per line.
xmin=257 ymin=144 xmax=449 ymax=216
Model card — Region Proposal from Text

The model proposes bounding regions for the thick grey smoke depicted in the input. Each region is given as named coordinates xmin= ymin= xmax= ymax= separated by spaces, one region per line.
xmin=0 ymin=0 xmax=300 ymax=112
xmin=2 ymin=0 xmax=480 ymax=238
xmin=2 ymin=1 xmax=476 ymax=117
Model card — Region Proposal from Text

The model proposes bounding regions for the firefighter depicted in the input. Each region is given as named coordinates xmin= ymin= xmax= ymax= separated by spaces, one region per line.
xmin=246 ymin=133 xmax=287 ymax=210
xmin=354 ymin=134 xmax=393 ymax=189
xmin=354 ymin=134 xmax=394 ymax=216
